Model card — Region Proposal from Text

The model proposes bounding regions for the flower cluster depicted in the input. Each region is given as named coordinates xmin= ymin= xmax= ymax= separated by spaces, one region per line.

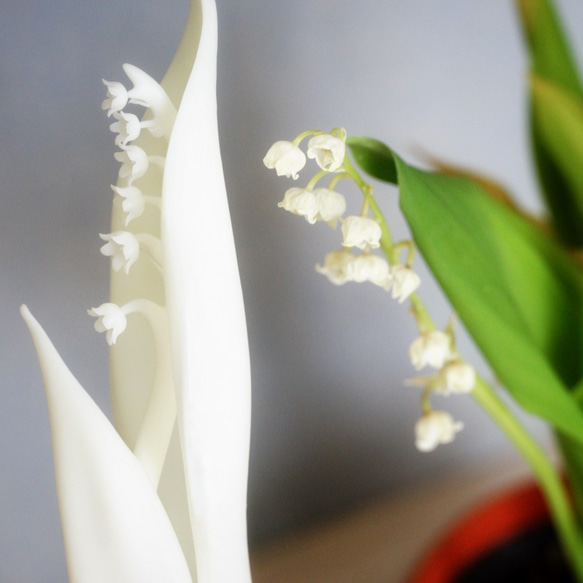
xmin=265 ymin=127 xmax=476 ymax=454
xmin=89 ymin=65 xmax=174 ymax=344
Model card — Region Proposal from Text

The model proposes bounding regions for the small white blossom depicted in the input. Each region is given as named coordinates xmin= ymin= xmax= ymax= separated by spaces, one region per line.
xmin=101 ymin=79 xmax=129 ymax=117
xmin=307 ymin=133 xmax=346 ymax=172
xmin=88 ymin=303 xmax=128 ymax=346
xmin=110 ymin=111 xmax=142 ymax=148
xmin=341 ymin=215 xmax=382 ymax=250
xmin=263 ymin=141 xmax=306 ymax=179
xmin=345 ymin=254 xmax=391 ymax=288
xmin=315 ymin=250 xmax=354 ymax=285
xmin=314 ymin=188 xmax=346 ymax=225
xmin=409 ymin=331 xmax=453 ymax=370
xmin=435 ymin=362 xmax=476 ymax=395
xmin=114 ymin=145 xmax=150 ymax=184
xmin=278 ymin=188 xmax=319 ymax=224
xmin=99 ymin=231 xmax=140 ymax=274
xmin=390 ymin=265 xmax=420 ymax=303
xmin=415 ymin=410 xmax=463 ymax=452
xmin=111 ymin=185 xmax=146 ymax=225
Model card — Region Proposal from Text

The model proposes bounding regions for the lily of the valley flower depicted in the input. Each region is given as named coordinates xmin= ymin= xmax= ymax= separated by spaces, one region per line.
xmin=345 ymin=253 xmax=391 ymax=288
xmin=315 ymin=249 xmax=354 ymax=285
xmin=278 ymin=187 xmax=319 ymax=223
xmin=415 ymin=410 xmax=464 ymax=452
xmin=409 ymin=330 xmax=453 ymax=370
xmin=101 ymin=79 xmax=129 ymax=117
xmin=115 ymin=145 xmax=165 ymax=185
xmin=390 ymin=264 xmax=421 ymax=303
xmin=341 ymin=215 xmax=382 ymax=249
xmin=263 ymin=140 xmax=306 ymax=179
xmin=307 ymin=131 xmax=346 ymax=172
xmin=22 ymin=2 xmax=252 ymax=582
xmin=100 ymin=231 xmax=140 ymax=274
xmin=313 ymin=187 xmax=346 ymax=224
xmin=434 ymin=361 xmax=476 ymax=395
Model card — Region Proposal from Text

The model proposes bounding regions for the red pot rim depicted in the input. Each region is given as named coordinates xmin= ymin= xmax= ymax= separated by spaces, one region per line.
xmin=408 ymin=481 xmax=550 ymax=583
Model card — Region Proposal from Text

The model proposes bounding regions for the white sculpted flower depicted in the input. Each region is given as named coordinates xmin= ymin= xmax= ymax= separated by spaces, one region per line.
xmin=99 ymin=231 xmax=140 ymax=274
xmin=435 ymin=362 xmax=476 ymax=395
xmin=263 ymin=141 xmax=306 ymax=179
xmin=307 ymin=132 xmax=346 ymax=172
xmin=315 ymin=249 xmax=354 ymax=285
xmin=87 ymin=302 xmax=128 ymax=346
xmin=115 ymin=145 xmax=150 ymax=183
xmin=110 ymin=111 xmax=142 ymax=147
xmin=345 ymin=254 xmax=391 ymax=288
xmin=415 ymin=410 xmax=464 ymax=452
xmin=101 ymin=79 xmax=129 ymax=117
xmin=314 ymin=187 xmax=346 ymax=224
xmin=390 ymin=264 xmax=420 ymax=303
xmin=112 ymin=185 xmax=146 ymax=225
xmin=409 ymin=331 xmax=453 ymax=370
xmin=278 ymin=187 xmax=319 ymax=223
xmin=341 ymin=215 xmax=382 ymax=249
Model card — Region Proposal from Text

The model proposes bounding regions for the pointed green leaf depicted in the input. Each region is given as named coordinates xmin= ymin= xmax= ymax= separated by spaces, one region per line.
xmin=346 ymin=136 xmax=397 ymax=184
xmin=394 ymin=156 xmax=583 ymax=444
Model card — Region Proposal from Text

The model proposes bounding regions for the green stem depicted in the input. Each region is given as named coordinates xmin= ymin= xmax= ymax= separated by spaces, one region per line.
xmin=473 ymin=378 xmax=583 ymax=581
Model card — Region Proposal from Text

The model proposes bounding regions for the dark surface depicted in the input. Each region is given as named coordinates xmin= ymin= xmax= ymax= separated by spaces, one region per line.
xmin=453 ymin=523 xmax=575 ymax=583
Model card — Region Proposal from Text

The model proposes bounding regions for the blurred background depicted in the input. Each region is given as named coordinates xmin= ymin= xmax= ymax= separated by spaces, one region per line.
xmin=2 ymin=1 xmax=583 ymax=580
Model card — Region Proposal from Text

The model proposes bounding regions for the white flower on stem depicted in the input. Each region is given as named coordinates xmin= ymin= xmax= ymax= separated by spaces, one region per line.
xmin=112 ymin=185 xmax=146 ymax=225
xmin=409 ymin=331 xmax=453 ymax=370
xmin=435 ymin=362 xmax=476 ymax=395
xmin=315 ymin=249 xmax=354 ymax=285
xmin=415 ymin=410 xmax=464 ymax=452
xmin=307 ymin=133 xmax=346 ymax=172
xmin=87 ymin=302 xmax=128 ymax=346
xmin=115 ymin=145 xmax=150 ymax=183
xmin=263 ymin=141 xmax=306 ymax=179
xmin=278 ymin=187 xmax=319 ymax=224
xmin=101 ymin=80 xmax=129 ymax=117
xmin=110 ymin=111 xmax=142 ymax=148
xmin=341 ymin=215 xmax=382 ymax=250
xmin=390 ymin=264 xmax=420 ymax=303
xmin=346 ymin=254 xmax=391 ymax=288
xmin=100 ymin=231 xmax=140 ymax=274
xmin=314 ymin=187 xmax=346 ymax=225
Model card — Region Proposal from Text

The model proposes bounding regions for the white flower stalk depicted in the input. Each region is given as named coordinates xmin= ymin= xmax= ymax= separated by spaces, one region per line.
xmin=341 ymin=215 xmax=382 ymax=249
xmin=315 ymin=249 xmax=354 ymax=285
xmin=409 ymin=330 xmax=453 ymax=370
xmin=263 ymin=140 xmax=306 ymax=179
xmin=307 ymin=131 xmax=346 ymax=172
xmin=434 ymin=362 xmax=476 ymax=395
xmin=278 ymin=187 xmax=319 ymax=224
xmin=415 ymin=410 xmax=464 ymax=452
xmin=314 ymin=187 xmax=346 ymax=225
xmin=22 ymin=2 xmax=251 ymax=582
xmin=390 ymin=264 xmax=421 ymax=303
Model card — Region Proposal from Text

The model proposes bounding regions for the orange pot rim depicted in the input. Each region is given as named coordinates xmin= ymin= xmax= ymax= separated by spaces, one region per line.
xmin=408 ymin=481 xmax=550 ymax=583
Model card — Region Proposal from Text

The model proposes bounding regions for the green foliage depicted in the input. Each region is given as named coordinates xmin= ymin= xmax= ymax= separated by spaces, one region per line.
xmin=346 ymin=137 xmax=397 ymax=185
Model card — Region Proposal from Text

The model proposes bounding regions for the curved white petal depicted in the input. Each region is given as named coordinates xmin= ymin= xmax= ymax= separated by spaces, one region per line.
xmin=21 ymin=305 xmax=192 ymax=583
xmin=162 ymin=0 xmax=252 ymax=581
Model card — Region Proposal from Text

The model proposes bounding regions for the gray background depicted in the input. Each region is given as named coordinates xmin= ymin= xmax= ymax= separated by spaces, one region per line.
xmin=2 ymin=1 xmax=582 ymax=581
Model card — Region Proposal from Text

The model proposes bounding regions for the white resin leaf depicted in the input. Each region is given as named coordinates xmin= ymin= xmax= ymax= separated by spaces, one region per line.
xmin=20 ymin=305 xmax=192 ymax=583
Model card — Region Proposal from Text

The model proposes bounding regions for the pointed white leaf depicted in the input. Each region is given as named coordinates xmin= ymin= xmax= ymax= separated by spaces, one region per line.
xmin=21 ymin=305 xmax=192 ymax=583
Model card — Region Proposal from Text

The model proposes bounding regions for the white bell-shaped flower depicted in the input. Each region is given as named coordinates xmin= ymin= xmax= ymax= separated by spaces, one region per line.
xmin=101 ymin=80 xmax=129 ymax=117
xmin=314 ymin=188 xmax=346 ymax=225
xmin=110 ymin=111 xmax=142 ymax=148
xmin=415 ymin=410 xmax=463 ymax=452
xmin=263 ymin=141 xmax=306 ymax=179
xmin=315 ymin=250 xmax=354 ymax=285
xmin=278 ymin=188 xmax=319 ymax=224
xmin=409 ymin=331 xmax=453 ymax=370
xmin=307 ymin=133 xmax=346 ymax=172
xmin=435 ymin=362 xmax=476 ymax=395
xmin=115 ymin=145 xmax=150 ymax=184
xmin=100 ymin=231 xmax=140 ymax=274
xmin=88 ymin=303 xmax=128 ymax=346
xmin=341 ymin=215 xmax=382 ymax=250
xmin=390 ymin=264 xmax=420 ymax=303
xmin=112 ymin=185 xmax=146 ymax=225
xmin=345 ymin=254 xmax=391 ymax=288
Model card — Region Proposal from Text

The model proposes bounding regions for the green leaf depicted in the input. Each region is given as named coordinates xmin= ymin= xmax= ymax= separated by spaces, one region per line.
xmin=395 ymin=155 xmax=583 ymax=444
xmin=346 ymin=136 xmax=397 ymax=184
xmin=531 ymin=75 xmax=583 ymax=243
